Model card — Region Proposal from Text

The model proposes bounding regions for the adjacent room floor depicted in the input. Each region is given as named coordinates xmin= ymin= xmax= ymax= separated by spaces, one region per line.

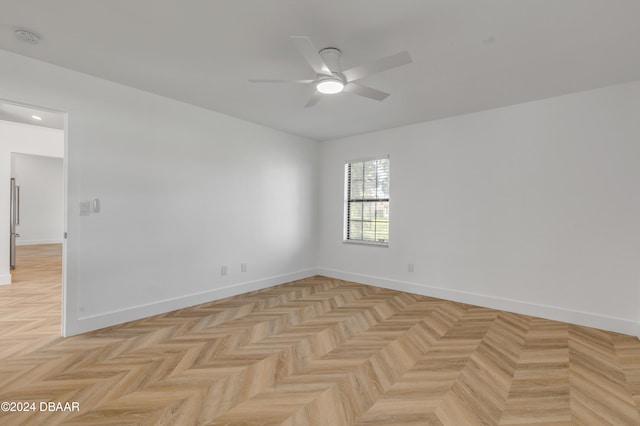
xmin=0 ymin=244 xmax=62 ymax=359
xmin=1 ymin=246 xmax=640 ymax=425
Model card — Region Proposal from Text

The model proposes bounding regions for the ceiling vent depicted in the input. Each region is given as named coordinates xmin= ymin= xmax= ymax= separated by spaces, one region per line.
xmin=15 ymin=29 xmax=40 ymax=44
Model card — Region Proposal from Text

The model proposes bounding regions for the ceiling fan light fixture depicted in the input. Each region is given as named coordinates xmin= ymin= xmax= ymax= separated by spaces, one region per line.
xmin=316 ymin=77 xmax=344 ymax=94
xmin=249 ymin=36 xmax=411 ymax=106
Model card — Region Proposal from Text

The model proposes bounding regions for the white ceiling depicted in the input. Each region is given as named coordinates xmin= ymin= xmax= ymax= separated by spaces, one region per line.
xmin=1 ymin=1 xmax=639 ymax=141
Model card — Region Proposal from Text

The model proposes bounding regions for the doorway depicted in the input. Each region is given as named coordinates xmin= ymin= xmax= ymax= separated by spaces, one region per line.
xmin=1 ymin=101 xmax=66 ymax=341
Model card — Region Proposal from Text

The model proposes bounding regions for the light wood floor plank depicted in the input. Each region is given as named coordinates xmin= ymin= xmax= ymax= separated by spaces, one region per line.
xmin=2 ymin=245 xmax=640 ymax=425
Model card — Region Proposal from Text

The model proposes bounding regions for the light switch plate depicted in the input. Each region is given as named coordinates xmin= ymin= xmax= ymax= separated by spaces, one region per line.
xmin=79 ymin=202 xmax=90 ymax=216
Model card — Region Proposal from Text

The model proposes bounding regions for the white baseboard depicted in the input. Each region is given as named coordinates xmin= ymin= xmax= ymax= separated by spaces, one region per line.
xmin=317 ymin=267 xmax=640 ymax=337
xmin=16 ymin=239 xmax=63 ymax=246
xmin=0 ymin=274 xmax=11 ymax=285
xmin=66 ymin=268 xmax=319 ymax=336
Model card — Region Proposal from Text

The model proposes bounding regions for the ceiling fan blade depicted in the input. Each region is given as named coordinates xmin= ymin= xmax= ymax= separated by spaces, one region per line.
xmin=290 ymin=36 xmax=332 ymax=76
xmin=249 ymin=79 xmax=315 ymax=84
xmin=343 ymin=83 xmax=390 ymax=101
xmin=304 ymin=91 xmax=322 ymax=108
xmin=342 ymin=51 xmax=412 ymax=82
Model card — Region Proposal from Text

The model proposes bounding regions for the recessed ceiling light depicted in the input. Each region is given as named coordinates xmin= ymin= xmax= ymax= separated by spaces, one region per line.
xmin=316 ymin=77 xmax=344 ymax=95
xmin=32 ymin=115 xmax=42 ymax=120
xmin=15 ymin=29 xmax=40 ymax=44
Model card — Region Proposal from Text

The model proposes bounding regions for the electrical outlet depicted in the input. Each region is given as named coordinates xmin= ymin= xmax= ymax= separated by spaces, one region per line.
xmin=221 ymin=265 xmax=227 ymax=276
xmin=408 ymin=263 xmax=414 ymax=273
xmin=241 ymin=263 xmax=247 ymax=273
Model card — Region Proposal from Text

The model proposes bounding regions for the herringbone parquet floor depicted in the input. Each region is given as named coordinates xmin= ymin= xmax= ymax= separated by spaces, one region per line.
xmin=2 ymin=245 xmax=640 ymax=425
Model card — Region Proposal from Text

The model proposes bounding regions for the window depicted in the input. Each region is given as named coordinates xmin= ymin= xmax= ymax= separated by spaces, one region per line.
xmin=344 ymin=157 xmax=389 ymax=245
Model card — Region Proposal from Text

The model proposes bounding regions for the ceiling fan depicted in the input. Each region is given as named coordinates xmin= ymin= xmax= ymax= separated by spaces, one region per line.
xmin=249 ymin=36 xmax=412 ymax=107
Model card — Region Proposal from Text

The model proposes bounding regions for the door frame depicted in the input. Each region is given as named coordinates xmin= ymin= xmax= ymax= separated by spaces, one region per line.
xmin=1 ymin=99 xmax=68 ymax=337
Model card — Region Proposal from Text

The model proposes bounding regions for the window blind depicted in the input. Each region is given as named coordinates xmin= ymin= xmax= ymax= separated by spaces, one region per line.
xmin=345 ymin=157 xmax=389 ymax=244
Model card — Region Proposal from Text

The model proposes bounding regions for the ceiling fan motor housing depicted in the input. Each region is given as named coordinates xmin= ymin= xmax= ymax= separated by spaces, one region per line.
xmin=319 ymin=47 xmax=342 ymax=75
xmin=316 ymin=47 xmax=345 ymax=94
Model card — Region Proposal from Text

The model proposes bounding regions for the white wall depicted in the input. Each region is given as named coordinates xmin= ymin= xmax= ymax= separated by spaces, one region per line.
xmin=0 ymin=121 xmax=64 ymax=284
xmin=318 ymin=80 xmax=640 ymax=335
xmin=11 ymin=153 xmax=64 ymax=246
xmin=0 ymin=50 xmax=319 ymax=335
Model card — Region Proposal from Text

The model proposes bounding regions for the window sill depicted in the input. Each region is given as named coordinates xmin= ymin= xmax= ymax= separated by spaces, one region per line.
xmin=343 ymin=240 xmax=389 ymax=248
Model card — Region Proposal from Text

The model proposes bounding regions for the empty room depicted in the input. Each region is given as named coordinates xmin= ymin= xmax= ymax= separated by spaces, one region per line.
xmin=1 ymin=1 xmax=640 ymax=425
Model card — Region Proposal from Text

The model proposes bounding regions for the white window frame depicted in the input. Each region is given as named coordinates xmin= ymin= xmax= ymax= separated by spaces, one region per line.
xmin=343 ymin=156 xmax=390 ymax=247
